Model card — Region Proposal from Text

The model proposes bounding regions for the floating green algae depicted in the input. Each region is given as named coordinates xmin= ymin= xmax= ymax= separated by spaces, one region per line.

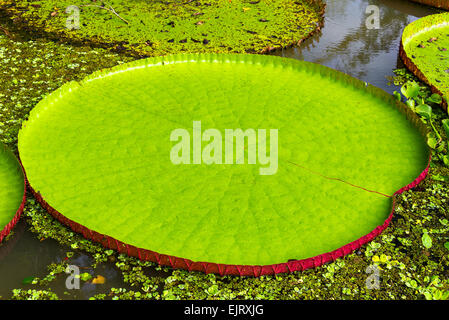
xmin=18 ymin=54 xmax=429 ymax=267
xmin=0 ymin=0 xmax=325 ymax=56
xmin=0 ymin=29 xmax=135 ymax=150
xmin=0 ymin=143 xmax=24 ymax=239
xmin=401 ymin=12 xmax=449 ymax=108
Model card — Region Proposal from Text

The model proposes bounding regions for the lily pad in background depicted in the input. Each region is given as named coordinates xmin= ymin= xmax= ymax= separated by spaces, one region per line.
xmin=400 ymin=12 xmax=449 ymax=110
xmin=0 ymin=143 xmax=26 ymax=243
xmin=0 ymin=0 xmax=325 ymax=56
xmin=18 ymin=54 xmax=430 ymax=276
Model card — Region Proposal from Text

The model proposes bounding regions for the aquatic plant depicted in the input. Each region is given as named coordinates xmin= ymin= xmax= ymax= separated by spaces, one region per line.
xmin=394 ymin=77 xmax=449 ymax=167
xmin=0 ymin=0 xmax=325 ymax=56
xmin=400 ymin=12 xmax=449 ymax=110
xmin=18 ymin=53 xmax=429 ymax=276
xmin=0 ymin=143 xmax=25 ymax=243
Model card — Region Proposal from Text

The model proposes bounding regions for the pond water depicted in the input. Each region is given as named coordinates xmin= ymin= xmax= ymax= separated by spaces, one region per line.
xmin=273 ymin=0 xmax=438 ymax=94
xmin=0 ymin=0 xmax=440 ymax=299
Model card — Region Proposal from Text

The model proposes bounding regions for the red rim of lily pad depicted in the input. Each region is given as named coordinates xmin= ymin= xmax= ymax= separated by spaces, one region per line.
xmin=0 ymin=152 xmax=27 ymax=245
xmin=22 ymin=157 xmax=430 ymax=276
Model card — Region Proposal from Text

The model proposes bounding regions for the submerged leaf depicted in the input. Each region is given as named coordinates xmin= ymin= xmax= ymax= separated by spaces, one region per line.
xmin=22 ymin=277 xmax=35 ymax=285
xmin=92 ymin=275 xmax=106 ymax=284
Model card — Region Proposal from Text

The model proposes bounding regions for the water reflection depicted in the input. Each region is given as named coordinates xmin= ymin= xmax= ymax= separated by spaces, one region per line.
xmin=0 ymin=220 xmax=130 ymax=299
xmin=0 ymin=220 xmax=66 ymax=298
xmin=273 ymin=0 xmax=439 ymax=93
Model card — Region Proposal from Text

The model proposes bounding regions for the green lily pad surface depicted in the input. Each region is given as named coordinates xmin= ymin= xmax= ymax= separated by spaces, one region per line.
xmin=401 ymin=13 xmax=449 ymax=106
xmin=0 ymin=144 xmax=25 ymax=240
xmin=18 ymin=54 xmax=429 ymax=266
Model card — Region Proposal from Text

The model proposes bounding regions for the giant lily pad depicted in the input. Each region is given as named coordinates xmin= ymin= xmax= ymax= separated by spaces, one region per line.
xmin=0 ymin=143 xmax=26 ymax=243
xmin=18 ymin=54 xmax=429 ymax=276
xmin=400 ymin=12 xmax=449 ymax=110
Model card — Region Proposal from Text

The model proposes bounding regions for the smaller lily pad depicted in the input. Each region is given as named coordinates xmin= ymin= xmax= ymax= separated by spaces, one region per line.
xmin=400 ymin=12 xmax=449 ymax=110
xmin=0 ymin=143 xmax=26 ymax=243
xmin=22 ymin=276 xmax=35 ymax=285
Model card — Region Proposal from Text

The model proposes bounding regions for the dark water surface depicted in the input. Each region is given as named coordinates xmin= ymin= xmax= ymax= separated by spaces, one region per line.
xmin=273 ymin=0 xmax=438 ymax=93
xmin=0 ymin=0 xmax=441 ymax=299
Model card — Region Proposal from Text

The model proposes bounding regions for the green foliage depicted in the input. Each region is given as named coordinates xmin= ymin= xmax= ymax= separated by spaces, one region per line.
xmin=79 ymin=272 xmax=93 ymax=282
xmin=402 ymin=13 xmax=449 ymax=101
xmin=396 ymin=76 xmax=449 ymax=166
xmin=416 ymin=104 xmax=432 ymax=120
xmin=388 ymin=68 xmax=418 ymax=86
xmin=0 ymin=17 xmax=448 ymax=301
xmin=428 ymin=93 xmax=443 ymax=105
xmin=0 ymin=0 xmax=325 ymax=56
xmin=11 ymin=289 xmax=59 ymax=300
xmin=0 ymin=144 xmax=24 ymax=232
xmin=442 ymin=119 xmax=449 ymax=138
xmin=21 ymin=277 xmax=35 ymax=285
xmin=422 ymin=230 xmax=433 ymax=249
